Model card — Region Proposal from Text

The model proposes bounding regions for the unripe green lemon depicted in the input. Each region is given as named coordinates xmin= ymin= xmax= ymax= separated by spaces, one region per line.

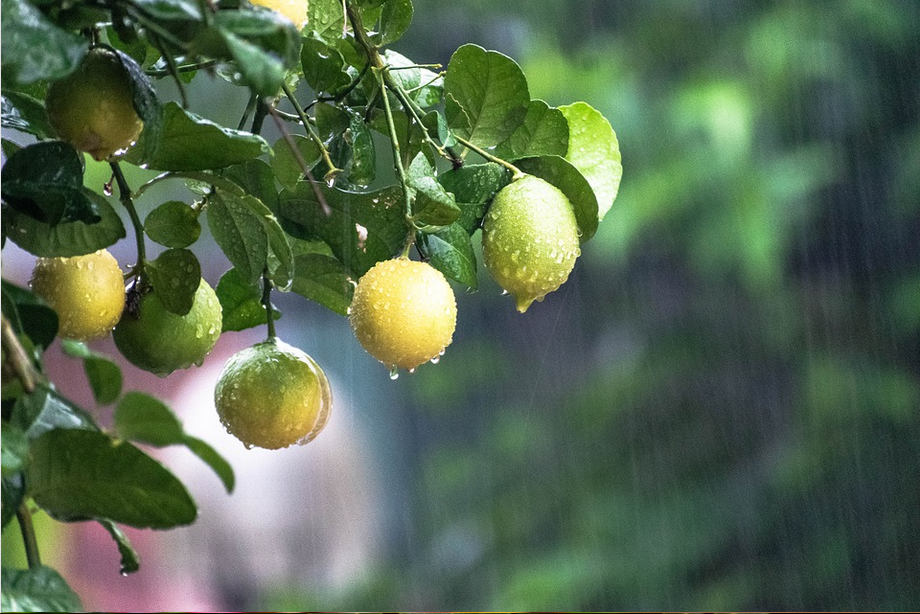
xmin=113 ymin=279 xmax=222 ymax=376
xmin=29 ymin=249 xmax=125 ymax=341
xmin=349 ymin=258 xmax=457 ymax=372
xmin=214 ymin=339 xmax=332 ymax=450
xmin=250 ymin=0 xmax=308 ymax=27
xmin=45 ymin=48 xmax=143 ymax=161
xmin=482 ymin=174 xmax=581 ymax=312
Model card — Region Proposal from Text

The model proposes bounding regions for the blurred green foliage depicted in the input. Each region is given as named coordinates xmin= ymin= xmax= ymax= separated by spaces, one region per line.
xmin=266 ymin=0 xmax=919 ymax=610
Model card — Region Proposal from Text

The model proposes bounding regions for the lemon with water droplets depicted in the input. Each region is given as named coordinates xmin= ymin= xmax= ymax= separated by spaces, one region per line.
xmin=250 ymin=0 xmax=308 ymax=27
xmin=29 ymin=249 xmax=125 ymax=341
xmin=482 ymin=174 xmax=581 ymax=312
xmin=45 ymin=48 xmax=143 ymax=161
xmin=215 ymin=339 xmax=332 ymax=450
xmin=113 ymin=278 xmax=221 ymax=376
xmin=349 ymin=258 xmax=457 ymax=372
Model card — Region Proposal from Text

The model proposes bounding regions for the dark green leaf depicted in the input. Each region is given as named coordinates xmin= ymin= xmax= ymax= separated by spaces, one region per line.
xmin=290 ymin=253 xmax=355 ymax=315
xmin=1 ymin=475 xmax=25 ymax=529
xmin=278 ymin=184 xmax=406 ymax=276
xmin=1 ymin=141 xmax=98 ymax=226
xmin=418 ymin=223 xmax=478 ymax=288
xmin=207 ymin=189 xmax=269 ymax=284
xmin=0 ymin=0 xmax=88 ymax=86
xmin=1 ymin=424 xmax=29 ymax=477
xmin=383 ymin=50 xmax=442 ymax=108
xmin=131 ymin=0 xmax=202 ymax=21
xmin=114 ymin=391 xmax=184 ymax=446
xmin=0 ymin=565 xmax=82 ymax=613
xmin=114 ymin=49 xmax=161 ymax=160
xmin=376 ymin=0 xmax=413 ymax=45
xmin=1 ymin=92 xmax=53 ymax=138
xmin=492 ymin=99 xmax=569 ymax=161
xmin=408 ymin=165 xmax=461 ymax=229
xmin=216 ymin=267 xmax=280 ymax=332
xmin=1 ymin=281 xmax=59 ymax=350
xmin=183 ymin=436 xmax=235 ymax=493
xmin=346 ymin=109 xmax=375 ymax=187
xmin=516 ymin=155 xmax=600 ymax=242
xmin=125 ymin=102 xmax=269 ymax=171
xmin=223 ymin=159 xmax=279 ymax=213
xmin=62 ymin=340 xmax=124 ymax=406
xmin=272 ymin=135 xmax=322 ymax=189
xmin=437 ymin=163 xmax=511 ymax=233
xmin=146 ymin=248 xmax=201 ymax=315
xmin=27 ymin=429 xmax=197 ymax=528
xmin=315 ymin=102 xmax=350 ymax=141
xmin=308 ymin=0 xmax=346 ymax=44
xmin=11 ymin=387 xmax=98 ymax=439
xmin=444 ymin=44 xmax=529 ymax=148
xmin=133 ymin=170 xmax=245 ymax=200
xmin=219 ymin=28 xmax=286 ymax=97
xmin=301 ymin=35 xmax=351 ymax=94
xmin=97 ymin=519 xmax=140 ymax=575
xmin=145 ymin=201 xmax=201 ymax=248
xmin=559 ymin=101 xmax=622 ymax=220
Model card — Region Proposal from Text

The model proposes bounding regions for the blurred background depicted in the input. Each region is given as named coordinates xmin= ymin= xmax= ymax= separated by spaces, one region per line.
xmin=3 ymin=0 xmax=920 ymax=610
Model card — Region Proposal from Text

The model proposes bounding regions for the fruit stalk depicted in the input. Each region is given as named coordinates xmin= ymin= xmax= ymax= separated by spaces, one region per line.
xmin=17 ymin=504 xmax=41 ymax=570
xmin=453 ymin=134 xmax=524 ymax=180
xmin=109 ymin=161 xmax=147 ymax=277
xmin=261 ymin=270 xmax=276 ymax=340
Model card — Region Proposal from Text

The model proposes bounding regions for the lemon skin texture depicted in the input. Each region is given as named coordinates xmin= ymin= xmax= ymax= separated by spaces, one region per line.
xmin=113 ymin=279 xmax=222 ymax=376
xmin=29 ymin=249 xmax=125 ymax=341
xmin=482 ymin=174 xmax=581 ymax=313
xmin=349 ymin=258 xmax=457 ymax=371
xmin=215 ymin=339 xmax=332 ymax=450
xmin=45 ymin=48 xmax=143 ymax=161
xmin=250 ymin=0 xmax=308 ymax=27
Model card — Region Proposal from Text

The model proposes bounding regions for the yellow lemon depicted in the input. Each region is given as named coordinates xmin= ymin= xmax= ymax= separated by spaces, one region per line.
xmin=250 ymin=0 xmax=309 ymax=28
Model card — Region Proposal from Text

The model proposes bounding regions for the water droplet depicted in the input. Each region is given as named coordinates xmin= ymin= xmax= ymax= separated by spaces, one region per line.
xmin=325 ymin=175 xmax=336 ymax=188
xmin=120 ymin=571 xmax=129 ymax=577
xmin=408 ymin=367 xmax=416 ymax=374
xmin=389 ymin=366 xmax=399 ymax=380
xmin=430 ymin=355 xmax=440 ymax=365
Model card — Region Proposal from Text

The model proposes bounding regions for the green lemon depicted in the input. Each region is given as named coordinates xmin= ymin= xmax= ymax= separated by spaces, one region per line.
xmin=250 ymin=0 xmax=308 ymax=27
xmin=482 ymin=174 xmax=581 ymax=312
xmin=113 ymin=279 xmax=221 ymax=376
xmin=29 ymin=249 xmax=125 ymax=341
xmin=45 ymin=48 xmax=143 ymax=161
xmin=349 ymin=258 xmax=457 ymax=372
xmin=214 ymin=339 xmax=332 ymax=450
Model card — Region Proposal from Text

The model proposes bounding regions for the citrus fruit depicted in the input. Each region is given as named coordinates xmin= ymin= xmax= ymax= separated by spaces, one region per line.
xmin=250 ymin=0 xmax=308 ymax=27
xmin=29 ymin=249 xmax=125 ymax=341
xmin=45 ymin=48 xmax=143 ymax=161
xmin=214 ymin=339 xmax=332 ymax=450
xmin=482 ymin=174 xmax=581 ymax=312
xmin=349 ymin=258 xmax=457 ymax=372
xmin=113 ymin=278 xmax=222 ymax=376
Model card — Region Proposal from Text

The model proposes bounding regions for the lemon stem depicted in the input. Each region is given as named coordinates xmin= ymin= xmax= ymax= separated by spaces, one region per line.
xmin=17 ymin=505 xmax=41 ymax=570
xmin=375 ymin=68 xmax=413 ymax=221
xmin=237 ymin=92 xmax=258 ymax=131
xmin=261 ymin=270 xmax=276 ymax=340
xmin=453 ymin=134 xmax=525 ymax=180
xmin=1 ymin=315 xmax=38 ymax=393
xmin=110 ymin=161 xmax=146 ymax=278
xmin=280 ymin=82 xmax=342 ymax=183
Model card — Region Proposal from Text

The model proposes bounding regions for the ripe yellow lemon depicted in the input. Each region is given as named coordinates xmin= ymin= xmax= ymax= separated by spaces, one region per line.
xmin=250 ymin=0 xmax=308 ymax=28
xmin=349 ymin=258 xmax=457 ymax=372
xmin=482 ymin=174 xmax=581 ymax=312
xmin=113 ymin=279 xmax=222 ymax=376
xmin=214 ymin=339 xmax=332 ymax=450
xmin=45 ymin=48 xmax=143 ymax=161
xmin=29 ymin=249 xmax=125 ymax=340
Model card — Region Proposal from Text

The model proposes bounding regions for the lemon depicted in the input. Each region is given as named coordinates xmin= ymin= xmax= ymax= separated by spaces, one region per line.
xmin=214 ymin=339 xmax=332 ymax=450
xmin=482 ymin=174 xmax=581 ymax=312
xmin=349 ymin=258 xmax=457 ymax=372
xmin=29 ymin=249 xmax=125 ymax=341
xmin=113 ymin=279 xmax=222 ymax=376
xmin=250 ymin=0 xmax=308 ymax=27
xmin=45 ymin=48 xmax=143 ymax=161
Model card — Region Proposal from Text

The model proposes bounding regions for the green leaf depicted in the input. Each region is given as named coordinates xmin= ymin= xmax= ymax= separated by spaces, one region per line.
xmin=493 ymin=99 xmax=569 ymax=161
xmin=437 ymin=163 xmax=511 ymax=233
xmin=301 ymin=35 xmax=351 ymax=94
xmin=444 ymin=44 xmax=530 ymax=148
xmin=114 ymin=392 xmax=235 ymax=493
xmin=406 ymin=154 xmax=460 ymax=228
xmin=1 ymin=141 xmax=99 ymax=226
xmin=207 ymin=189 xmax=269 ymax=284
xmin=61 ymin=340 xmax=123 ymax=405
xmin=315 ymin=102 xmax=350 ymax=141
xmin=375 ymin=0 xmax=414 ymax=45
xmin=278 ymin=184 xmax=406 ymax=276
xmin=218 ymin=29 xmax=286 ymax=97
xmin=114 ymin=49 xmax=161 ymax=159
xmin=216 ymin=267 xmax=280 ymax=332
xmin=1 ymin=424 xmax=29 ymax=477
xmin=1 ymin=189 xmax=126 ymax=257
xmin=346 ymin=108 xmax=376 ymax=187
xmin=1 ymin=475 xmax=25 ymax=529
xmin=290 ymin=253 xmax=355 ymax=316
xmin=97 ymin=519 xmax=140 ymax=575
xmin=273 ymin=135 xmax=321 ymax=189
xmin=27 ymin=429 xmax=197 ymax=528
xmin=125 ymin=102 xmax=269 ymax=171
xmin=383 ymin=50 xmax=442 ymax=108
xmin=131 ymin=0 xmax=202 ymax=22
xmin=0 ymin=565 xmax=82 ymax=613
xmin=145 ymin=201 xmax=201 ymax=248
xmin=0 ymin=0 xmax=88 ymax=86
xmin=133 ymin=170 xmax=246 ymax=201
xmin=11 ymin=387 xmax=98 ymax=439
xmin=308 ymin=0 xmax=346 ymax=44
xmin=516 ymin=155 xmax=600 ymax=242
xmin=559 ymin=102 xmax=622 ymax=220
xmin=146 ymin=248 xmax=202 ymax=315
xmin=223 ymin=159 xmax=279 ymax=213
xmin=418 ymin=223 xmax=478 ymax=289
xmin=1 ymin=281 xmax=59 ymax=351
xmin=1 ymin=92 xmax=53 ymax=138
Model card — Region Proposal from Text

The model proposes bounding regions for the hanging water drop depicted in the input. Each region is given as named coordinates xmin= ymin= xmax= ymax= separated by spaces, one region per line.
xmin=389 ymin=366 xmax=399 ymax=380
